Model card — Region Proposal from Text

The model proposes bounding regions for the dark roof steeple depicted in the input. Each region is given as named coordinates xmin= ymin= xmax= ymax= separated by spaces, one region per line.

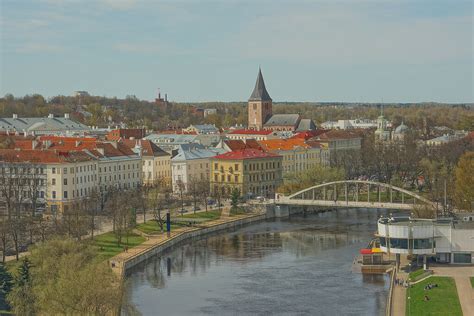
xmin=249 ymin=68 xmax=272 ymax=102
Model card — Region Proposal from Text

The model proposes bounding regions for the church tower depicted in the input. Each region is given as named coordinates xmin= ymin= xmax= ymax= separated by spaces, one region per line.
xmin=248 ymin=68 xmax=272 ymax=130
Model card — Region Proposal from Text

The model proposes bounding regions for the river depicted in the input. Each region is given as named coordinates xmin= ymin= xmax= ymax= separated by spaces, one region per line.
xmin=123 ymin=208 xmax=397 ymax=315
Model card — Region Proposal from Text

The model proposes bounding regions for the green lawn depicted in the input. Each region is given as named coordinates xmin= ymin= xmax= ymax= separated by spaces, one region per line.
xmin=136 ymin=220 xmax=183 ymax=235
xmin=470 ymin=277 xmax=474 ymax=288
xmin=409 ymin=268 xmax=426 ymax=280
xmin=92 ymin=231 xmax=146 ymax=260
xmin=180 ymin=210 xmax=221 ymax=220
xmin=406 ymin=276 xmax=462 ymax=316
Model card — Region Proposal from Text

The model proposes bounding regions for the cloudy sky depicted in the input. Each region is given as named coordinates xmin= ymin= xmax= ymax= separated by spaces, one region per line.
xmin=0 ymin=0 xmax=472 ymax=103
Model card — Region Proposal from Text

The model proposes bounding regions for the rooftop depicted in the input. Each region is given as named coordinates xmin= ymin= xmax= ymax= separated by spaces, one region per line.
xmin=228 ymin=129 xmax=273 ymax=135
xmin=213 ymin=148 xmax=281 ymax=160
xmin=248 ymin=68 xmax=272 ymax=102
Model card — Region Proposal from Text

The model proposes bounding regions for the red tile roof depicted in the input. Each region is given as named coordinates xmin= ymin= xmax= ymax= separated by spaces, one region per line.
xmin=291 ymin=130 xmax=327 ymax=140
xmin=228 ymin=129 xmax=273 ymax=135
xmin=0 ymin=149 xmax=94 ymax=164
xmin=213 ymin=148 xmax=281 ymax=160
xmin=259 ymin=138 xmax=312 ymax=151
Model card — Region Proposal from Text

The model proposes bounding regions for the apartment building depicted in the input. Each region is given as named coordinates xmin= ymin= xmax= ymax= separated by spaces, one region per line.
xmin=210 ymin=148 xmax=283 ymax=198
xmin=171 ymin=144 xmax=226 ymax=193
xmin=308 ymin=130 xmax=362 ymax=166
xmin=0 ymin=149 xmax=98 ymax=214
xmin=258 ymin=138 xmax=322 ymax=176
xmin=121 ymin=139 xmax=171 ymax=186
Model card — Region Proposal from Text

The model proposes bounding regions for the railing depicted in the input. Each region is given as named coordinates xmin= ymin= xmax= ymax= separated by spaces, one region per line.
xmin=386 ymin=267 xmax=396 ymax=316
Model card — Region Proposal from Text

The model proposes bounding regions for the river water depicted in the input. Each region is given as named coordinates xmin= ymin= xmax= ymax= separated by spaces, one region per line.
xmin=123 ymin=209 xmax=396 ymax=316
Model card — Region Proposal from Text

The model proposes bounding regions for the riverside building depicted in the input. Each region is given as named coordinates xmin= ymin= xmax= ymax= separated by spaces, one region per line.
xmin=377 ymin=216 xmax=474 ymax=264
xmin=210 ymin=148 xmax=283 ymax=198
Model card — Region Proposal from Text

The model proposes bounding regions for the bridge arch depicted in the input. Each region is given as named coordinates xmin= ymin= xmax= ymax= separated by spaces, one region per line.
xmin=279 ymin=180 xmax=436 ymax=210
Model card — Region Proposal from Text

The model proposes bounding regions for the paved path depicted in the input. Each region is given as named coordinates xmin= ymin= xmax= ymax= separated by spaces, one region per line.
xmin=109 ymin=213 xmax=258 ymax=277
xmin=431 ymin=266 xmax=474 ymax=316
xmin=392 ymin=270 xmax=408 ymax=316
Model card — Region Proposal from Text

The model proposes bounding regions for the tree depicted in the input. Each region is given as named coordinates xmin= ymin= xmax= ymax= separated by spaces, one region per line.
xmin=7 ymin=238 xmax=122 ymax=315
xmin=7 ymin=258 xmax=36 ymax=315
xmin=230 ymin=188 xmax=240 ymax=210
xmin=0 ymin=263 xmax=13 ymax=310
xmin=454 ymin=151 xmax=474 ymax=211
xmin=278 ymin=165 xmax=345 ymax=194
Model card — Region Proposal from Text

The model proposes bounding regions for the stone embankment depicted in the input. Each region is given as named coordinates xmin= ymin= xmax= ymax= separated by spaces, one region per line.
xmin=110 ymin=212 xmax=268 ymax=277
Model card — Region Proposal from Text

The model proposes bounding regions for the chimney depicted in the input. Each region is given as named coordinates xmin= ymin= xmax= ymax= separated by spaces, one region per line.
xmin=44 ymin=140 xmax=52 ymax=149
xmin=12 ymin=114 xmax=18 ymax=119
xmin=32 ymin=140 xmax=38 ymax=149
xmin=165 ymin=94 xmax=167 ymax=102
xmin=75 ymin=140 xmax=81 ymax=147
xmin=64 ymin=113 xmax=70 ymax=119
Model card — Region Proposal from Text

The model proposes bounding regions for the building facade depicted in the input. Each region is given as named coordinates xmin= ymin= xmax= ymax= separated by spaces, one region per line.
xmin=377 ymin=216 xmax=474 ymax=264
xmin=210 ymin=149 xmax=283 ymax=198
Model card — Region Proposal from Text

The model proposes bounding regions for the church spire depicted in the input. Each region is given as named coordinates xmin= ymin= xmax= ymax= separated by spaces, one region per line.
xmin=249 ymin=67 xmax=272 ymax=102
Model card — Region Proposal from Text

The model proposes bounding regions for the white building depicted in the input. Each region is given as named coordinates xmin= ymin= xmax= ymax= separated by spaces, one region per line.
xmin=377 ymin=216 xmax=474 ymax=264
xmin=171 ymin=144 xmax=226 ymax=193
xmin=321 ymin=119 xmax=377 ymax=130
xmin=0 ymin=113 xmax=90 ymax=135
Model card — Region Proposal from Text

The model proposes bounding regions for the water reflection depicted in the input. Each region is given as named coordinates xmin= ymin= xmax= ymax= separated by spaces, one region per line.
xmin=124 ymin=209 xmax=398 ymax=316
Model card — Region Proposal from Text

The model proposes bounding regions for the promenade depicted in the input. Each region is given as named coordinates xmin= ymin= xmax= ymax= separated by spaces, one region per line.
xmin=109 ymin=212 xmax=265 ymax=277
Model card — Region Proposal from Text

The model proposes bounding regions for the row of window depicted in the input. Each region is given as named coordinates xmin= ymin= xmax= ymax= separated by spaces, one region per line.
xmin=379 ymin=237 xmax=434 ymax=249
xmin=1 ymin=167 xmax=45 ymax=174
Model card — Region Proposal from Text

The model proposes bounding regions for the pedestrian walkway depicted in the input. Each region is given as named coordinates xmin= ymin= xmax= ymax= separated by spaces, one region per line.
xmin=431 ymin=266 xmax=474 ymax=316
xmin=109 ymin=213 xmax=259 ymax=277
xmin=391 ymin=270 xmax=408 ymax=316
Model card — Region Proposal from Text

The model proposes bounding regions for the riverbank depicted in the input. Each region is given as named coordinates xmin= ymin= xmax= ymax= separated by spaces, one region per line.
xmin=109 ymin=212 xmax=268 ymax=277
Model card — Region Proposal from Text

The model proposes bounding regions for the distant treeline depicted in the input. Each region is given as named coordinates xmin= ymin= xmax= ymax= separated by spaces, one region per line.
xmin=1 ymin=94 xmax=472 ymax=131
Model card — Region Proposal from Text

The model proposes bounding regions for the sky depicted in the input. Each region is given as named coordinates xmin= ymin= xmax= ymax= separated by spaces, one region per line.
xmin=0 ymin=0 xmax=473 ymax=103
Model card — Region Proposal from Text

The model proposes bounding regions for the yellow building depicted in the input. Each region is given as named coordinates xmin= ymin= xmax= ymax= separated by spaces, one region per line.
xmin=210 ymin=149 xmax=282 ymax=198
xmin=258 ymin=138 xmax=322 ymax=176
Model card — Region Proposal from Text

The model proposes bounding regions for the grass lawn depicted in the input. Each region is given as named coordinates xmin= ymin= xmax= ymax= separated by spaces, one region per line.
xmin=180 ymin=210 xmax=221 ymax=220
xmin=92 ymin=231 xmax=146 ymax=260
xmin=409 ymin=268 xmax=426 ymax=280
xmin=406 ymin=276 xmax=462 ymax=316
xmin=470 ymin=277 xmax=474 ymax=288
xmin=136 ymin=220 xmax=184 ymax=235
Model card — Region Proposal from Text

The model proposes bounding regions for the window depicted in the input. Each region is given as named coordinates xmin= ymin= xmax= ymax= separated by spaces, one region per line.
xmin=235 ymin=164 xmax=239 ymax=171
xmin=214 ymin=174 xmax=218 ymax=181
xmin=52 ymin=179 xmax=56 ymax=185
xmin=64 ymin=191 xmax=68 ymax=199
xmin=413 ymin=239 xmax=433 ymax=249
xmin=63 ymin=179 xmax=67 ymax=185
xmin=234 ymin=175 xmax=238 ymax=182
xmin=63 ymin=168 xmax=67 ymax=174
xmin=52 ymin=191 xmax=56 ymax=199
xmin=227 ymin=175 xmax=231 ymax=182
xmin=52 ymin=167 xmax=56 ymax=174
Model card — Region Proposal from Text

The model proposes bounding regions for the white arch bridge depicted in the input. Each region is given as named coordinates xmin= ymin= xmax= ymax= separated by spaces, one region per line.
xmin=276 ymin=180 xmax=436 ymax=211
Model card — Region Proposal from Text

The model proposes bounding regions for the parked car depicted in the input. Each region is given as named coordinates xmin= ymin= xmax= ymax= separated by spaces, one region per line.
xmin=193 ymin=206 xmax=201 ymax=211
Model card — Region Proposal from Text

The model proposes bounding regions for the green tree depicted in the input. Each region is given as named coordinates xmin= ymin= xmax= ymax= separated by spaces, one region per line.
xmin=7 ymin=258 xmax=36 ymax=315
xmin=0 ymin=263 xmax=13 ymax=311
xmin=454 ymin=151 xmax=474 ymax=211
xmin=230 ymin=188 xmax=240 ymax=210
xmin=8 ymin=238 xmax=122 ymax=315
xmin=278 ymin=165 xmax=345 ymax=194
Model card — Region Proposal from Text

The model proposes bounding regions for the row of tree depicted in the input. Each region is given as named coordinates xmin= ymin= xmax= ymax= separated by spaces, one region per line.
xmin=1 ymin=93 xmax=472 ymax=131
